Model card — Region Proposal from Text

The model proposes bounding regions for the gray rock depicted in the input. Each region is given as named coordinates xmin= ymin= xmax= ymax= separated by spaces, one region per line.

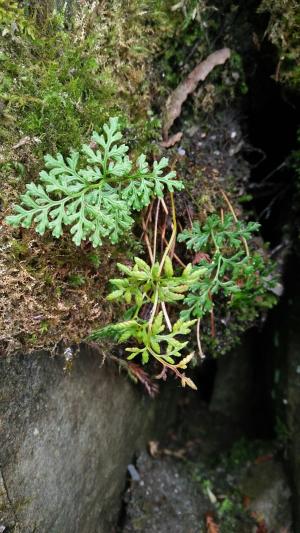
xmin=0 ymin=347 xmax=175 ymax=533
xmin=285 ymin=292 xmax=300 ymax=529
xmin=272 ymin=270 xmax=300 ymax=528
xmin=240 ymin=460 xmax=292 ymax=531
xmin=123 ymin=452 xmax=212 ymax=533
xmin=209 ymin=334 xmax=253 ymax=427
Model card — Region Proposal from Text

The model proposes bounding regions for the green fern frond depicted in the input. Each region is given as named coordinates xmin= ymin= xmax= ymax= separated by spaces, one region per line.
xmin=6 ymin=117 xmax=183 ymax=247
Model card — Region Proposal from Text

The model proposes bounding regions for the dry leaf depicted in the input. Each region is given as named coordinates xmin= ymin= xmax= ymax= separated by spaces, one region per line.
xmin=176 ymin=352 xmax=195 ymax=369
xmin=205 ymin=512 xmax=219 ymax=533
xmin=163 ymin=48 xmax=231 ymax=140
xmin=181 ymin=375 xmax=198 ymax=390
xmin=127 ymin=362 xmax=159 ymax=398
xmin=254 ymin=454 xmax=273 ymax=464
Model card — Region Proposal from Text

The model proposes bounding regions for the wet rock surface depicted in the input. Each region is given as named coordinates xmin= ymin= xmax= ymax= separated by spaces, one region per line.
xmin=0 ymin=346 xmax=174 ymax=533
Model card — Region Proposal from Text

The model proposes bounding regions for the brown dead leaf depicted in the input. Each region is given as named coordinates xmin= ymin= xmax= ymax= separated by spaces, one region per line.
xmin=205 ymin=512 xmax=219 ymax=533
xmin=254 ymin=454 xmax=273 ymax=464
xmin=163 ymin=48 xmax=231 ymax=140
xmin=127 ymin=362 xmax=159 ymax=398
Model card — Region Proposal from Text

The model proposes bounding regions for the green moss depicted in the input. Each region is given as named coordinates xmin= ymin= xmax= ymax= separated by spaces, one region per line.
xmin=0 ymin=0 xmax=179 ymax=163
xmin=0 ymin=1 xmax=278 ymax=358
xmin=258 ymin=0 xmax=300 ymax=89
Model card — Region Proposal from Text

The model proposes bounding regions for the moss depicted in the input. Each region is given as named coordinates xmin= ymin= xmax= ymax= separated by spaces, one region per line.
xmin=0 ymin=1 xmax=182 ymax=354
xmin=0 ymin=1 xmax=277 ymax=357
xmin=0 ymin=7 xmax=157 ymax=157
xmin=258 ymin=0 xmax=300 ymax=89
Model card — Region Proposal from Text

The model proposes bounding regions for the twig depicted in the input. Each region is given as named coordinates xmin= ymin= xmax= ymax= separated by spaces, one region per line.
xmin=142 ymin=217 xmax=154 ymax=263
xmin=161 ymin=197 xmax=169 ymax=215
xmin=148 ymin=291 xmax=159 ymax=331
xmin=162 ymin=236 xmax=186 ymax=267
xmin=141 ymin=201 xmax=154 ymax=239
xmin=152 ymin=199 xmax=161 ymax=264
xmin=145 ymin=200 xmax=154 ymax=226
xmin=149 ymin=193 xmax=177 ymax=333
xmin=159 ymin=192 xmax=177 ymax=275
xmin=220 ymin=207 xmax=224 ymax=224
xmin=196 ymin=318 xmax=205 ymax=360
xmin=186 ymin=206 xmax=193 ymax=229
xmin=161 ymin=302 xmax=172 ymax=332
xmin=210 ymin=310 xmax=215 ymax=337
xmin=163 ymin=48 xmax=231 ymax=139
xmin=161 ymin=213 xmax=167 ymax=253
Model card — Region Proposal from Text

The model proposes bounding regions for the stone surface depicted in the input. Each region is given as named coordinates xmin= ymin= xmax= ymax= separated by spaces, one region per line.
xmin=0 ymin=347 xmax=174 ymax=533
xmin=268 ymin=258 xmax=300 ymax=528
xmin=283 ymin=269 xmax=300 ymax=528
xmin=209 ymin=334 xmax=253 ymax=427
xmin=240 ymin=460 xmax=292 ymax=531
xmin=123 ymin=452 xmax=212 ymax=533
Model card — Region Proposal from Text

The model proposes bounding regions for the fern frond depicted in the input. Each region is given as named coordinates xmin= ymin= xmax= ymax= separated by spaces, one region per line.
xmin=6 ymin=117 xmax=183 ymax=247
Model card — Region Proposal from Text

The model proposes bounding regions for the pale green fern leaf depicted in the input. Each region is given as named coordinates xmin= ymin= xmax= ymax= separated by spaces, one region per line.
xmin=6 ymin=117 xmax=183 ymax=247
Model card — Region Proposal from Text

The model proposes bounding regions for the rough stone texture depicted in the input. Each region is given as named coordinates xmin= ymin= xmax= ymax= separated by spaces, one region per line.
xmin=0 ymin=347 xmax=174 ymax=533
xmin=283 ymin=268 xmax=300 ymax=528
xmin=209 ymin=334 xmax=253 ymax=427
xmin=240 ymin=460 xmax=292 ymax=532
xmin=267 ymin=258 xmax=300 ymax=528
xmin=123 ymin=452 xmax=212 ymax=533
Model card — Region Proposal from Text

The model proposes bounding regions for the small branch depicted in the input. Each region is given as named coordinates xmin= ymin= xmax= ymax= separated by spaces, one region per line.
xmin=186 ymin=206 xmax=193 ymax=229
xmin=161 ymin=302 xmax=172 ymax=332
xmin=196 ymin=318 xmax=205 ymax=360
xmin=141 ymin=201 xmax=154 ymax=239
xmin=210 ymin=309 xmax=215 ymax=338
xmin=148 ymin=290 xmax=159 ymax=331
xmin=161 ymin=197 xmax=169 ymax=215
xmin=161 ymin=213 xmax=167 ymax=253
xmin=220 ymin=207 xmax=224 ymax=224
xmin=159 ymin=192 xmax=177 ymax=275
xmin=162 ymin=237 xmax=186 ymax=267
xmin=163 ymin=48 xmax=231 ymax=139
xmin=145 ymin=200 xmax=154 ymax=227
xmin=142 ymin=217 xmax=154 ymax=263
xmin=152 ymin=199 xmax=161 ymax=265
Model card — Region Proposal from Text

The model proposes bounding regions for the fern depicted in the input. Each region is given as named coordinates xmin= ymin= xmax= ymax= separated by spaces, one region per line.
xmin=6 ymin=117 xmax=183 ymax=247
xmin=88 ymin=255 xmax=205 ymax=389
xmin=178 ymin=214 xmax=261 ymax=319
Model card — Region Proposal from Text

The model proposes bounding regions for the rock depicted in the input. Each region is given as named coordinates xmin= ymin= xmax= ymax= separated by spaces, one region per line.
xmin=123 ymin=452 xmax=212 ymax=533
xmin=284 ymin=275 xmax=300 ymax=529
xmin=240 ymin=460 xmax=292 ymax=531
xmin=268 ymin=258 xmax=300 ymax=528
xmin=209 ymin=334 xmax=253 ymax=427
xmin=0 ymin=347 xmax=175 ymax=533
